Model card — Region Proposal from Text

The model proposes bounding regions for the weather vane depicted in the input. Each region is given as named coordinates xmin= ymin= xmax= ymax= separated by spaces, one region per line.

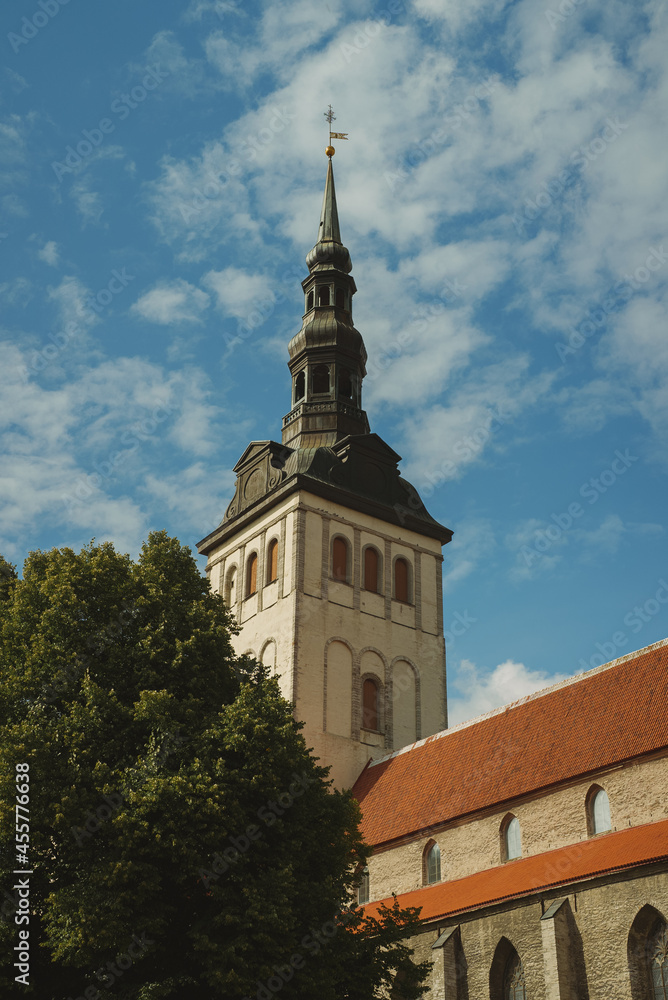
xmin=324 ymin=105 xmax=348 ymax=157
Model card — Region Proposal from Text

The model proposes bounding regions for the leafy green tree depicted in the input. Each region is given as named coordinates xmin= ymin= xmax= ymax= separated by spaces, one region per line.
xmin=0 ymin=555 xmax=17 ymax=603
xmin=0 ymin=533 xmax=428 ymax=999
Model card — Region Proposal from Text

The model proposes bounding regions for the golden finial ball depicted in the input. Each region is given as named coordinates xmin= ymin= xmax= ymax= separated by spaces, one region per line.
xmin=325 ymin=145 xmax=335 ymax=157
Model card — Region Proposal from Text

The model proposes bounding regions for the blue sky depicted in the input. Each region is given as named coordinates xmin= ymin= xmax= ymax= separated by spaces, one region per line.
xmin=2 ymin=0 xmax=667 ymax=723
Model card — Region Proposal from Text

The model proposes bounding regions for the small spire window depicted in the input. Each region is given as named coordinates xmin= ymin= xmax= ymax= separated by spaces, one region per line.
xmin=338 ymin=367 xmax=353 ymax=400
xmin=294 ymin=371 xmax=305 ymax=402
xmin=306 ymin=290 xmax=314 ymax=311
xmin=318 ymin=286 xmax=330 ymax=306
xmin=335 ymin=287 xmax=345 ymax=309
xmin=312 ymin=364 xmax=330 ymax=395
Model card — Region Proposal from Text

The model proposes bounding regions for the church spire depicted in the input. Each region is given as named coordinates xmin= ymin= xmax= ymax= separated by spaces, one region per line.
xmin=317 ymin=156 xmax=342 ymax=245
xmin=281 ymin=146 xmax=369 ymax=451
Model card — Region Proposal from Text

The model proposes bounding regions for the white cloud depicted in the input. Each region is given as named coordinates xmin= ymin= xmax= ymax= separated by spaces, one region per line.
xmin=0 ymin=343 xmax=229 ymax=563
xmin=37 ymin=240 xmax=60 ymax=267
xmin=131 ymin=280 xmax=210 ymax=325
xmin=0 ymin=278 xmax=32 ymax=306
xmin=398 ymin=358 xmax=555 ymax=486
xmin=202 ymin=266 xmax=268 ymax=318
xmin=48 ymin=276 xmax=98 ymax=332
xmin=70 ymin=176 xmax=104 ymax=227
xmin=143 ymin=0 xmax=668 ymax=470
xmin=442 ymin=519 xmax=496 ymax=591
xmin=506 ymin=513 xmax=664 ymax=580
xmin=448 ymin=657 xmax=569 ymax=725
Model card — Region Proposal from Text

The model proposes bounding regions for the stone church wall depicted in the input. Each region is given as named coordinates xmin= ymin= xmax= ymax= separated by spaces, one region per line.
xmin=366 ymin=753 xmax=668 ymax=901
xmin=410 ymin=868 xmax=668 ymax=1000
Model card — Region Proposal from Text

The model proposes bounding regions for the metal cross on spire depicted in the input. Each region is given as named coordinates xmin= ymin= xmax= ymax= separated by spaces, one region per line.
xmin=324 ymin=105 xmax=348 ymax=157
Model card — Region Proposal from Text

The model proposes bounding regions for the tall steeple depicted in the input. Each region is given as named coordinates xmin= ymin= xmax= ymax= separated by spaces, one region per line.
xmin=197 ymin=129 xmax=452 ymax=790
xmin=281 ymin=152 xmax=370 ymax=450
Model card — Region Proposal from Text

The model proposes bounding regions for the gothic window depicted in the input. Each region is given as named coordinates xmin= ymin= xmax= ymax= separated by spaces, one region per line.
xmin=245 ymin=552 xmax=258 ymax=598
xmin=394 ymin=557 xmax=410 ymax=603
xmin=338 ymin=367 xmax=353 ymax=400
xmin=335 ymin=287 xmax=345 ymax=309
xmin=307 ymin=290 xmax=314 ymax=311
xmin=318 ymin=285 xmax=330 ymax=306
xmin=266 ymin=539 xmax=278 ymax=584
xmin=502 ymin=815 xmax=522 ymax=861
xmin=358 ymin=866 xmax=370 ymax=905
xmin=504 ymin=953 xmax=526 ymax=1000
xmin=312 ymin=364 xmax=330 ymax=394
xmin=332 ymin=537 xmax=349 ymax=582
xmin=294 ymin=371 xmax=305 ymax=402
xmin=424 ymin=841 xmax=441 ymax=885
xmin=362 ymin=678 xmax=379 ymax=731
xmin=224 ymin=565 xmax=237 ymax=607
xmin=649 ymin=919 xmax=668 ymax=999
xmin=363 ymin=546 xmax=380 ymax=593
xmin=587 ymin=786 xmax=612 ymax=835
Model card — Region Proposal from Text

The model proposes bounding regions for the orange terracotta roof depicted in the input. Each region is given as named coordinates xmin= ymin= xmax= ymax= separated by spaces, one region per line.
xmin=363 ymin=817 xmax=668 ymax=922
xmin=353 ymin=639 xmax=668 ymax=846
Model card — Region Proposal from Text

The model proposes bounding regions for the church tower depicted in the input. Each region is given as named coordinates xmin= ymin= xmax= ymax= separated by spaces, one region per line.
xmin=197 ymin=149 xmax=452 ymax=789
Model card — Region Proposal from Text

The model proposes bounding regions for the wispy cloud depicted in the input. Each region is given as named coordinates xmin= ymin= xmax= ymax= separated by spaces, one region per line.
xmin=131 ymin=279 xmax=210 ymax=325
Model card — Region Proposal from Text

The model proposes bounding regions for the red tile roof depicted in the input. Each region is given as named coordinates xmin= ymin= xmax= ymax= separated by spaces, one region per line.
xmin=353 ymin=639 xmax=668 ymax=847
xmin=363 ymin=817 xmax=668 ymax=922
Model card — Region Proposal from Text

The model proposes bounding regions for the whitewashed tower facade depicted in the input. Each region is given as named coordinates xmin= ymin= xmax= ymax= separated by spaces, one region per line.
xmin=198 ymin=154 xmax=452 ymax=789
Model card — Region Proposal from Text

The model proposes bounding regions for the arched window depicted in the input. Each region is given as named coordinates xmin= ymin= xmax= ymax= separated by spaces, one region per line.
xmin=318 ymin=285 xmax=330 ymax=306
xmin=338 ymin=367 xmax=353 ymax=400
xmin=312 ymin=364 xmax=330 ymax=394
xmin=424 ymin=841 xmax=441 ymax=885
xmin=245 ymin=553 xmax=257 ymax=597
xmin=224 ymin=565 xmax=237 ymax=607
xmin=629 ymin=906 xmax=668 ymax=1000
xmin=332 ymin=537 xmax=349 ymax=582
xmin=266 ymin=539 xmax=278 ymax=584
xmin=504 ymin=952 xmax=526 ymax=1000
xmin=363 ymin=547 xmax=379 ymax=593
xmin=648 ymin=919 xmax=668 ymax=999
xmin=294 ymin=370 xmax=305 ymax=401
xmin=588 ymin=786 xmax=612 ymax=835
xmin=394 ymin=557 xmax=410 ymax=603
xmin=306 ymin=290 xmax=314 ymax=311
xmin=502 ymin=815 xmax=522 ymax=861
xmin=362 ymin=678 xmax=379 ymax=731
xmin=335 ymin=287 xmax=345 ymax=309
xmin=358 ymin=866 xmax=370 ymax=906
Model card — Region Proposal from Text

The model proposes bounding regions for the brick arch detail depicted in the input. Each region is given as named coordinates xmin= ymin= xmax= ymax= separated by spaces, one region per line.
xmin=389 ymin=655 xmax=422 ymax=744
xmin=358 ymin=646 xmax=389 ymax=743
xmin=323 ymin=636 xmax=356 ymax=734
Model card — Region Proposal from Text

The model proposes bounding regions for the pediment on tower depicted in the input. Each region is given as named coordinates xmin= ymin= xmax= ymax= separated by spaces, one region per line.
xmin=224 ymin=440 xmax=293 ymax=522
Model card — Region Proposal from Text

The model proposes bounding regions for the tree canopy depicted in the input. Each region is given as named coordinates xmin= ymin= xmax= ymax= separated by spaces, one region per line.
xmin=0 ymin=533 xmax=428 ymax=999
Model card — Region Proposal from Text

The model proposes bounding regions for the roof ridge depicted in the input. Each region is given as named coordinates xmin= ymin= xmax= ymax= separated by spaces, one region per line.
xmin=367 ymin=636 xmax=668 ymax=769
